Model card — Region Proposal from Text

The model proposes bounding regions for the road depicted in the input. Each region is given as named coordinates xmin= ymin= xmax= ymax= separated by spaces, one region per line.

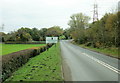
xmin=60 ymin=40 xmax=119 ymax=81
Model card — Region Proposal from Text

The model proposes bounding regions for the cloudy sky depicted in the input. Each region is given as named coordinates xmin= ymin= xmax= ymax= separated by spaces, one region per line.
xmin=0 ymin=0 xmax=119 ymax=33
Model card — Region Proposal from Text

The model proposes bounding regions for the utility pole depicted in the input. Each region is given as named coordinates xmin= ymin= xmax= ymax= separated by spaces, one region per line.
xmin=0 ymin=24 xmax=4 ymax=31
xmin=93 ymin=2 xmax=98 ymax=22
xmin=2 ymin=24 xmax=4 ymax=30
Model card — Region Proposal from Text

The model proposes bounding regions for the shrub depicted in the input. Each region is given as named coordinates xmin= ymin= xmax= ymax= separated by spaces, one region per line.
xmin=2 ymin=49 xmax=34 ymax=82
xmin=85 ymin=42 xmax=92 ymax=46
xmin=1 ymin=43 xmax=53 ymax=82
xmin=95 ymin=42 xmax=101 ymax=48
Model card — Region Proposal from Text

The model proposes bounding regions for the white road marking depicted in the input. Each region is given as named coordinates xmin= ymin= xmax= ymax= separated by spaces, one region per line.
xmin=82 ymin=53 xmax=120 ymax=74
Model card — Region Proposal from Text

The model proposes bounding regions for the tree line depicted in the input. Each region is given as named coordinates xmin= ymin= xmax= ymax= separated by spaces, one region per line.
xmin=67 ymin=12 xmax=120 ymax=48
xmin=1 ymin=11 xmax=119 ymax=48
xmin=0 ymin=26 xmax=64 ymax=42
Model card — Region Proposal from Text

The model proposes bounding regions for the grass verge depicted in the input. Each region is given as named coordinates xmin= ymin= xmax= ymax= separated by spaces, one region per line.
xmin=5 ymin=43 xmax=63 ymax=81
xmin=1 ymin=44 xmax=45 ymax=55
xmin=72 ymin=41 xmax=119 ymax=59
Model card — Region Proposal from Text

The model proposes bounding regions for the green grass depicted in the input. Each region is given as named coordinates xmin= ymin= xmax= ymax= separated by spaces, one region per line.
xmin=1 ymin=44 xmax=45 ymax=55
xmin=79 ymin=44 xmax=119 ymax=58
xmin=5 ymin=43 xmax=63 ymax=81
xmin=59 ymin=35 xmax=66 ymax=40
xmin=71 ymin=41 xmax=119 ymax=58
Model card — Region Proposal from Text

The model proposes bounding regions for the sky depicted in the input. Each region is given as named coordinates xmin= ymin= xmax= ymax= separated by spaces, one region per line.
xmin=0 ymin=0 xmax=119 ymax=33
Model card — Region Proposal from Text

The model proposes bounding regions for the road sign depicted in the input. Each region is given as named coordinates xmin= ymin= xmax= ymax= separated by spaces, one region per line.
xmin=46 ymin=37 xmax=58 ymax=44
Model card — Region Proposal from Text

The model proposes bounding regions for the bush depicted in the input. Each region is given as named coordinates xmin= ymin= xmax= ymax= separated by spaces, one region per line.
xmin=2 ymin=49 xmax=34 ymax=82
xmin=1 ymin=43 xmax=53 ymax=82
xmin=85 ymin=42 xmax=92 ymax=46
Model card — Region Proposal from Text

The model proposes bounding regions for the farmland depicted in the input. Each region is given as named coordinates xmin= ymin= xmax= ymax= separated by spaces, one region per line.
xmin=5 ymin=43 xmax=63 ymax=81
xmin=1 ymin=44 xmax=45 ymax=55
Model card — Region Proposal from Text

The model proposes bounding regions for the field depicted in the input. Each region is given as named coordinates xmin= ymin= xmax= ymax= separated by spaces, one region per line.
xmin=1 ymin=44 xmax=45 ymax=55
xmin=5 ymin=43 xmax=63 ymax=81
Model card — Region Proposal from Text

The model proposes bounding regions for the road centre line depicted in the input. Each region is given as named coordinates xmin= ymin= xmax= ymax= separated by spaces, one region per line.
xmin=82 ymin=53 xmax=120 ymax=74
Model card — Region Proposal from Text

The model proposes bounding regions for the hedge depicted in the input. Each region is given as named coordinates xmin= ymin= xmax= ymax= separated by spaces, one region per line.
xmin=1 ymin=44 xmax=53 ymax=82
xmin=4 ymin=41 xmax=46 ymax=44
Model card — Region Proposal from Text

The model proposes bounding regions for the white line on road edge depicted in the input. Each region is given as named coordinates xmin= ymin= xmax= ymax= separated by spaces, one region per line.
xmin=82 ymin=53 xmax=120 ymax=74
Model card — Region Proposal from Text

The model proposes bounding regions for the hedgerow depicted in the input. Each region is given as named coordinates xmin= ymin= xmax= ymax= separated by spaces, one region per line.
xmin=1 ymin=44 xmax=53 ymax=82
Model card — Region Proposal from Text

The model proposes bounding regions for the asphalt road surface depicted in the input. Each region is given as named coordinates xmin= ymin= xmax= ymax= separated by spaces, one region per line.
xmin=60 ymin=40 xmax=119 ymax=81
